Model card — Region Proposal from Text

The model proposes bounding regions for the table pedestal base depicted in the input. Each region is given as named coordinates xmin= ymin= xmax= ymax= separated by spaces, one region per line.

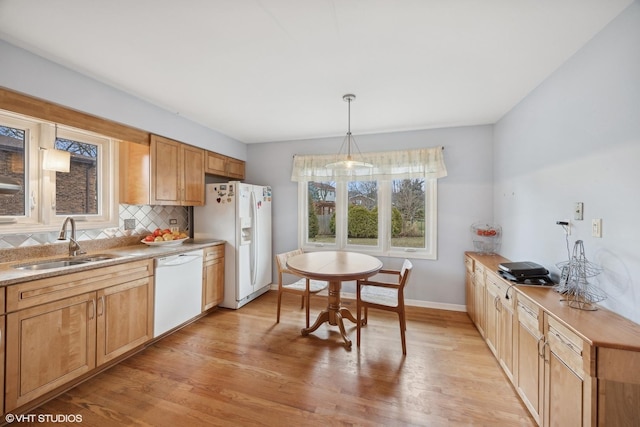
xmin=300 ymin=280 xmax=356 ymax=348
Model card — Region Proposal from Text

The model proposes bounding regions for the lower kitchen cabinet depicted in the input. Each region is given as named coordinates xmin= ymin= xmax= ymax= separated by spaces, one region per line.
xmin=96 ymin=277 xmax=154 ymax=365
xmin=515 ymin=292 xmax=544 ymax=424
xmin=5 ymin=292 xmax=97 ymax=410
xmin=465 ymin=252 xmax=640 ymax=426
xmin=202 ymin=244 xmax=224 ymax=311
xmin=4 ymin=259 xmax=154 ymax=412
xmin=543 ymin=316 xmax=591 ymax=427
xmin=464 ymin=255 xmax=475 ymax=324
xmin=472 ymin=261 xmax=487 ymax=338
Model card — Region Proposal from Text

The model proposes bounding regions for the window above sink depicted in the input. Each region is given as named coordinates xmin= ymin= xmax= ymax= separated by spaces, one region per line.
xmin=0 ymin=109 xmax=118 ymax=233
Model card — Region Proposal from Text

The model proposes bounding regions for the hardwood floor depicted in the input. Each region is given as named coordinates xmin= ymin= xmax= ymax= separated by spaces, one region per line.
xmin=32 ymin=291 xmax=536 ymax=426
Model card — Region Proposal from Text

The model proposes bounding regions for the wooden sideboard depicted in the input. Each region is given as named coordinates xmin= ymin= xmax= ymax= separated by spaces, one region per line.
xmin=465 ymin=252 xmax=640 ymax=427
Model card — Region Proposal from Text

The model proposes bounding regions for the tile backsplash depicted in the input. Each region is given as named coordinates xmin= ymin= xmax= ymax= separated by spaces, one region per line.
xmin=0 ymin=204 xmax=190 ymax=249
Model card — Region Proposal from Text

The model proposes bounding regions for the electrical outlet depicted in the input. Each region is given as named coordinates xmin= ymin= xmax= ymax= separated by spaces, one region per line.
xmin=592 ymin=218 xmax=602 ymax=238
xmin=574 ymin=202 xmax=584 ymax=220
xmin=169 ymin=218 xmax=178 ymax=225
xmin=124 ymin=218 xmax=136 ymax=230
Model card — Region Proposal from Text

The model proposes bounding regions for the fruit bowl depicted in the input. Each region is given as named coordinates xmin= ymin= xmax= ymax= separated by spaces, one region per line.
xmin=141 ymin=237 xmax=189 ymax=247
xmin=470 ymin=222 xmax=502 ymax=254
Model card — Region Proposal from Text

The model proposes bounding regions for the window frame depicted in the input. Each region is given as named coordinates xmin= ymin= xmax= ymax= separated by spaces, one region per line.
xmin=0 ymin=109 xmax=118 ymax=233
xmin=298 ymin=178 xmax=438 ymax=260
xmin=0 ymin=112 xmax=40 ymax=225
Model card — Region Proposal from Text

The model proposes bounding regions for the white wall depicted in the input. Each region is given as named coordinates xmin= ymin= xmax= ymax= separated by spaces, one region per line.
xmin=247 ymin=125 xmax=494 ymax=308
xmin=0 ymin=40 xmax=246 ymax=160
xmin=494 ymin=1 xmax=640 ymax=323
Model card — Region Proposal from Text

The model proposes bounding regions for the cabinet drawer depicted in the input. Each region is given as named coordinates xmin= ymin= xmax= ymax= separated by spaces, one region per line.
xmin=547 ymin=316 xmax=585 ymax=376
xmin=204 ymin=245 xmax=224 ymax=262
xmin=517 ymin=294 xmax=541 ymax=335
xmin=464 ymin=255 xmax=474 ymax=273
xmin=6 ymin=259 xmax=154 ymax=312
xmin=486 ymin=271 xmax=514 ymax=310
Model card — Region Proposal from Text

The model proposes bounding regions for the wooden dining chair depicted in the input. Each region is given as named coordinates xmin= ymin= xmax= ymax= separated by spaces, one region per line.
xmin=356 ymin=259 xmax=413 ymax=355
xmin=275 ymin=249 xmax=329 ymax=328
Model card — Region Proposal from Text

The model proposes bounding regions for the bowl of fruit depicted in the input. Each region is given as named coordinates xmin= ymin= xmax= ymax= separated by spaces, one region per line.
xmin=470 ymin=222 xmax=502 ymax=254
xmin=142 ymin=228 xmax=189 ymax=246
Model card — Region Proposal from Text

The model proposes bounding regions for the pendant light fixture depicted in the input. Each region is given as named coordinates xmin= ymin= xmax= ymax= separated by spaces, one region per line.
xmin=42 ymin=124 xmax=71 ymax=173
xmin=326 ymin=94 xmax=373 ymax=170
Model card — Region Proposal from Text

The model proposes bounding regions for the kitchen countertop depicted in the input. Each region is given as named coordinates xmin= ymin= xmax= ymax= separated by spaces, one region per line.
xmin=0 ymin=238 xmax=224 ymax=287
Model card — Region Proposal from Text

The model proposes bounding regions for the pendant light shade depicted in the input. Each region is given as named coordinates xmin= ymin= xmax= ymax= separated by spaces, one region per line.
xmin=326 ymin=94 xmax=373 ymax=170
xmin=42 ymin=124 xmax=71 ymax=172
xmin=42 ymin=148 xmax=71 ymax=172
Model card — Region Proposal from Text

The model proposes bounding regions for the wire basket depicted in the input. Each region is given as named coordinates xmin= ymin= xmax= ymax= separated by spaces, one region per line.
xmin=470 ymin=222 xmax=502 ymax=254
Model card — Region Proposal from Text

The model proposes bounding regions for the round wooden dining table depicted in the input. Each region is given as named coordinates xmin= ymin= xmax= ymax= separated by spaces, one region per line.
xmin=286 ymin=251 xmax=383 ymax=349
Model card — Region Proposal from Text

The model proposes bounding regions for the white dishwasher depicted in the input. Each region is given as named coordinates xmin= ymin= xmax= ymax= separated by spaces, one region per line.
xmin=154 ymin=249 xmax=203 ymax=338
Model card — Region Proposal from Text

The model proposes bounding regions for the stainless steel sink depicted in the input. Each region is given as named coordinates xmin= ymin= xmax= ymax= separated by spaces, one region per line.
xmin=12 ymin=254 xmax=120 ymax=271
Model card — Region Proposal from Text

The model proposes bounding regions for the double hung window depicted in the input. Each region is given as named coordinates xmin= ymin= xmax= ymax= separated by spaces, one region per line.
xmin=293 ymin=147 xmax=446 ymax=260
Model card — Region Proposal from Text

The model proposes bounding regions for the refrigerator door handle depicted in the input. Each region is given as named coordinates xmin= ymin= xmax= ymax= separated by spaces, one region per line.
xmin=250 ymin=189 xmax=258 ymax=286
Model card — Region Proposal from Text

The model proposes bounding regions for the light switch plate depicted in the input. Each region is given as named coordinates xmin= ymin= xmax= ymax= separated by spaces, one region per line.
xmin=592 ymin=218 xmax=602 ymax=238
xmin=574 ymin=202 xmax=584 ymax=220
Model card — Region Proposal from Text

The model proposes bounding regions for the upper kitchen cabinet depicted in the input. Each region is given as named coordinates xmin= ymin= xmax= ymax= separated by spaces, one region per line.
xmin=205 ymin=151 xmax=245 ymax=180
xmin=119 ymin=140 xmax=150 ymax=205
xmin=150 ymin=135 xmax=205 ymax=206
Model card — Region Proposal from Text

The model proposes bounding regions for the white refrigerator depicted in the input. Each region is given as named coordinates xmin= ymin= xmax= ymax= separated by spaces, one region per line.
xmin=194 ymin=182 xmax=272 ymax=309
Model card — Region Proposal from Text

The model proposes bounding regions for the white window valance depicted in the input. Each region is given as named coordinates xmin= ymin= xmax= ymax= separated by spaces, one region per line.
xmin=291 ymin=147 xmax=447 ymax=182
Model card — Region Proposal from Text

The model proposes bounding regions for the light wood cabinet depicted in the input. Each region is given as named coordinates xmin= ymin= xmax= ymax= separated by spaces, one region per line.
xmin=515 ymin=293 xmax=544 ymax=424
xmin=150 ymin=134 xmax=205 ymax=206
xmin=464 ymin=255 xmax=475 ymax=324
xmin=202 ymin=245 xmax=225 ymax=311
xmin=543 ymin=315 xmax=591 ymax=427
xmin=472 ymin=262 xmax=486 ymax=338
xmin=484 ymin=273 xmax=500 ymax=357
xmin=119 ymin=140 xmax=150 ymax=205
xmin=596 ymin=348 xmax=640 ymax=425
xmin=96 ymin=276 xmax=154 ymax=365
xmin=486 ymin=271 xmax=515 ymax=381
xmin=5 ymin=292 xmax=97 ymax=410
xmin=205 ymin=151 xmax=245 ymax=180
xmin=465 ymin=252 xmax=640 ymax=427
xmin=4 ymin=260 xmax=154 ymax=411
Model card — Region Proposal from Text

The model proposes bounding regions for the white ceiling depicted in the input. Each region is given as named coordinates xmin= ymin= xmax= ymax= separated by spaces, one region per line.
xmin=0 ymin=0 xmax=633 ymax=143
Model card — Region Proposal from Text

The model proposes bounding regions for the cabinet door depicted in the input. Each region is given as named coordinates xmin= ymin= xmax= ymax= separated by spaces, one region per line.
xmin=473 ymin=264 xmax=486 ymax=337
xmin=226 ymin=158 xmax=245 ymax=179
xmin=498 ymin=296 xmax=515 ymax=381
xmin=515 ymin=296 xmax=544 ymax=424
xmin=5 ymin=293 xmax=97 ymax=411
xmin=119 ymin=140 xmax=150 ymax=205
xmin=205 ymin=151 xmax=227 ymax=175
xmin=202 ymin=246 xmax=225 ymax=311
xmin=485 ymin=281 xmax=499 ymax=357
xmin=150 ymin=135 xmax=181 ymax=205
xmin=181 ymin=144 xmax=205 ymax=206
xmin=464 ymin=256 xmax=475 ymax=323
xmin=544 ymin=317 xmax=589 ymax=427
xmin=96 ymin=277 xmax=153 ymax=366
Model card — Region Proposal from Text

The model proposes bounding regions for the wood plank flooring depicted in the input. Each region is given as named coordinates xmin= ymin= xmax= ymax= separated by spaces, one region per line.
xmin=31 ymin=291 xmax=536 ymax=426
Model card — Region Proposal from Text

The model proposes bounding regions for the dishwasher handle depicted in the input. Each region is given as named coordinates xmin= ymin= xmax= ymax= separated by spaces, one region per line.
xmin=156 ymin=253 xmax=203 ymax=268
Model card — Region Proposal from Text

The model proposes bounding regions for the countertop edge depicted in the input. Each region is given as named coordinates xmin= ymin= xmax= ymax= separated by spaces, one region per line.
xmin=0 ymin=239 xmax=225 ymax=287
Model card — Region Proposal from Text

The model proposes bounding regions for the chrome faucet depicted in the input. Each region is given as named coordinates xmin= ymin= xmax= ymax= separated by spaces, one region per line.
xmin=58 ymin=217 xmax=85 ymax=257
